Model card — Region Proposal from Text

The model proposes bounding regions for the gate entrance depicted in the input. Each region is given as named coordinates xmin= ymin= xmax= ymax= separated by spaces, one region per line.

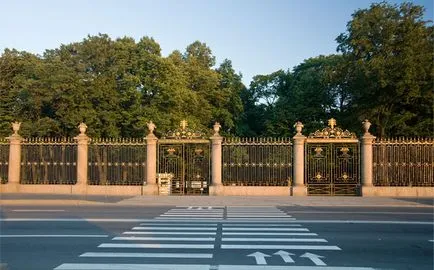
xmin=305 ymin=119 xmax=360 ymax=196
xmin=158 ymin=120 xmax=210 ymax=195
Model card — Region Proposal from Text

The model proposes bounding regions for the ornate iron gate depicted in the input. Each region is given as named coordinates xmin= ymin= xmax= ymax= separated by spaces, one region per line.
xmin=158 ymin=120 xmax=210 ymax=195
xmin=305 ymin=119 xmax=360 ymax=196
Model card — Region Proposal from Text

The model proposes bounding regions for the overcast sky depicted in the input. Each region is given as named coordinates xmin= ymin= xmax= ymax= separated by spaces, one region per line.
xmin=1 ymin=0 xmax=432 ymax=85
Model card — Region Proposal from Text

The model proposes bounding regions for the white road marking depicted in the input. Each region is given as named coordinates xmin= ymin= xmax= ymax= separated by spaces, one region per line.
xmin=79 ymin=252 xmax=213 ymax=258
xmin=140 ymin=223 xmax=217 ymax=226
xmin=301 ymin=252 xmax=327 ymax=266
xmin=227 ymin=218 xmax=296 ymax=220
xmin=132 ymin=227 xmax=216 ymax=231
xmin=223 ymin=224 xmax=301 ymax=227
xmin=222 ymin=238 xmax=327 ymax=242
xmin=113 ymin=236 xmax=215 ymax=241
xmin=12 ymin=209 xmax=65 ymax=212
xmin=227 ymin=215 xmax=291 ymax=217
xmin=155 ymin=217 xmax=223 ymax=220
xmin=221 ymin=245 xmax=341 ymax=250
xmin=218 ymin=266 xmax=376 ymax=270
xmin=274 ymin=250 xmax=295 ymax=263
xmin=161 ymin=214 xmax=223 ymax=217
xmin=123 ymin=231 xmax=216 ymax=235
xmin=223 ymin=232 xmax=318 ymax=236
xmin=429 ymin=240 xmax=434 ymax=242
xmin=0 ymin=235 xmax=108 ymax=238
xmin=98 ymin=243 xmax=214 ymax=249
xmin=247 ymin=251 xmax=270 ymax=265
xmin=54 ymin=264 xmax=210 ymax=270
xmin=223 ymin=228 xmax=309 ymax=231
xmin=1 ymin=218 xmax=431 ymax=225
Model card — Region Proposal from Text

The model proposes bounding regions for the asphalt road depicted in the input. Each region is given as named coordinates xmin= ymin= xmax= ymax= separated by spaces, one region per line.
xmin=0 ymin=204 xmax=432 ymax=270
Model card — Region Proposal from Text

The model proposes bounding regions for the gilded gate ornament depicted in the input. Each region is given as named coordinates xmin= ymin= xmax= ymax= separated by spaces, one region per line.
xmin=308 ymin=118 xmax=356 ymax=139
xmin=162 ymin=120 xmax=205 ymax=140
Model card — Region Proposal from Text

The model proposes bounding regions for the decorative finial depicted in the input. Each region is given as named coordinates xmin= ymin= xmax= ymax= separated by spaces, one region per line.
xmin=328 ymin=118 xmax=337 ymax=129
xmin=213 ymin=122 xmax=221 ymax=136
xmin=12 ymin=121 xmax=21 ymax=135
xmin=180 ymin=120 xmax=188 ymax=130
xmin=294 ymin=121 xmax=304 ymax=135
xmin=362 ymin=119 xmax=371 ymax=134
xmin=147 ymin=121 xmax=156 ymax=134
xmin=78 ymin=122 xmax=87 ymax=135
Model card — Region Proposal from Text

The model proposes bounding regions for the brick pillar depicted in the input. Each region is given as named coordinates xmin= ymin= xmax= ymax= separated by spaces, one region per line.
xmin=361 ymin=120 xmax=376 ymax=196
xmin=292 ymin=122 xmax=307 ymax=196
xmin=6 ymin=122 xmax=22 ymax=191
xmin=73 ymin=123 xmax=89 ymax=193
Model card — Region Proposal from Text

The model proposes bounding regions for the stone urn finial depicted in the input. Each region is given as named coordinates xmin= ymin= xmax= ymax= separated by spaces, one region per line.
xmin=78 ymin=122 xmax=87 ymax=135
xmin=294 ymin=121 xmax=304 ymax=135
xmin=362 ymin=119 xmax=371 ymax=134
xmin=12 ymin=121 xmax=21 ymax=135
xmin=147 ymin=121 xmax=156 ymax=135
xmin=213 ymin=122 xmax=221 ymax=136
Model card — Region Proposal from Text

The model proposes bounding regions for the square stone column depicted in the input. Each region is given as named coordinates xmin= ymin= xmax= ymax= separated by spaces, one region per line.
xmin=209 ymin=122 xmax=223 ymax=195
xmin=73 ymin=123 xmax=89 ymax=193
xmin=292 ymin=121 xmax=307 ymax=196
xmin=145 ymin=133 xmax=159 ymax=195
xmin=6 ymin=122 xmax=23 ymax=192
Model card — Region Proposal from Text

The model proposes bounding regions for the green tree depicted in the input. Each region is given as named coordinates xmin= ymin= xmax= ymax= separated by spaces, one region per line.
xmin=336 ymin=1 xmax=434 ymax=137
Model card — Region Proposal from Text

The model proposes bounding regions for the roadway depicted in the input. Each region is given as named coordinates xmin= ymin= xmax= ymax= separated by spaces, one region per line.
xmin=0 ymin=198 xmax=432 ymax=270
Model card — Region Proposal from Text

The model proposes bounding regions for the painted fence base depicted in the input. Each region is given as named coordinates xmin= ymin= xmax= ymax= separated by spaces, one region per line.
xmin=209 ymin=185 xmax=290 ymax=196
xmin=362 ymin=186 xmax=434 ymax=197
xmin=0 ymin=183 xmax=159 ymax=196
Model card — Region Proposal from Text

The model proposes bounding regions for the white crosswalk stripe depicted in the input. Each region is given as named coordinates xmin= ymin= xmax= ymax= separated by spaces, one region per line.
xmin=157 ymin=207 xmax=224 ymax=220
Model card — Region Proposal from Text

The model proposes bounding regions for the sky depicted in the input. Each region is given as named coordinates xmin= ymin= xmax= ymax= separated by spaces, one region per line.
xmin=1 ymin=0 xmax=432 ymax=85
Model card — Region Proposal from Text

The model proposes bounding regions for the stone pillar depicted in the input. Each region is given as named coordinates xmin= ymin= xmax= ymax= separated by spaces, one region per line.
xmin=361 ymin=120 xmax=376 ymax=196
xmin=292 ymin=121 xmax=307 ymax=196
xmin=144 ymin=121 xmax=158 ymax=195
xmin=6 ymin=122 xmax=22 ymax=191
xmin=73 ymin=123 xmax=89 ymax=193
xmin=209 ymin=122 xmax=223 ymax=195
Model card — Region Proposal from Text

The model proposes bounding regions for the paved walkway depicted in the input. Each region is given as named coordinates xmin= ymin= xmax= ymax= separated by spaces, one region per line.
xmin=0 ymin=193 xmax=432 ymax=207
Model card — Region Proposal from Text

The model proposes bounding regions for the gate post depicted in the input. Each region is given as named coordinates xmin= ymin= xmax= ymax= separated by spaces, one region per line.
xmin=144 ymin=121 xmax=158 ymax=195
xmin=5 ymin=122 xmax=22 ymax=192
xmin=361 ymin=120 xmax=376 ymax=196
xmin=209 ymin=122 xmax=223 ymax=196
xmin=73 ymin=123 xmax=89 ymax=194
xmin=292 ymin=122 xmax=307 ymax=196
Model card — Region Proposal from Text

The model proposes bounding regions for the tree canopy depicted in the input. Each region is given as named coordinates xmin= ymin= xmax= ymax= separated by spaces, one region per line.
xmin=0 ymin=2 xmax=432 ymax=138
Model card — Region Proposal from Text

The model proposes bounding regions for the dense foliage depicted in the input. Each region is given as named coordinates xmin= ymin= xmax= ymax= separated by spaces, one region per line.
xmin=0 ymin=2 xmax=432 ymax=138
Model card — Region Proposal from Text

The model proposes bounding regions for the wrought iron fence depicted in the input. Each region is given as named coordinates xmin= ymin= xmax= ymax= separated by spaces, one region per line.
xmin=21 ymin=138 xmax=77 ymax=184
xmin=88 ymin=138 xmax=146 ymax=185
xmin=373 ymin=138 xmax=434 ymax=186
xmin=222 ymin=138 xmax=292 ymax=186
xmin=0 ymin=138 xmax=8 ymax=184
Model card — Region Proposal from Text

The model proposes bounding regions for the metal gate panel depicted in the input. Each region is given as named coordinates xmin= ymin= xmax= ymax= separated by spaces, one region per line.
xmin=157 ymin=120 xmax=210 ymax=196
xmin=305 ymin=119 xmax=360 ymax=196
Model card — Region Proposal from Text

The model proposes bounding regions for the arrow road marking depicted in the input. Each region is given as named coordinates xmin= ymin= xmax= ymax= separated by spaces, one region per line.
xmin=274 ymin=250 xmax=295 ymax=263
xmin=247 ymin=251 xmax=270 ymax=265
xmin=301 ymin=252 xmax=326 ymax=266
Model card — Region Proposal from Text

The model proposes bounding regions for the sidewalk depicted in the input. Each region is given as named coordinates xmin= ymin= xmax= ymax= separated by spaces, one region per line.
xmin=0 ymin=193 xmax=432 ymax=207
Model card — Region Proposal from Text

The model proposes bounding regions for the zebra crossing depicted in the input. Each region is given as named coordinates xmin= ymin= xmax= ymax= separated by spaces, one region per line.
xmin=156 ymin=206 xmax=224 ymax=220
xmin=53 ymin=206 xmax=375 ymax=270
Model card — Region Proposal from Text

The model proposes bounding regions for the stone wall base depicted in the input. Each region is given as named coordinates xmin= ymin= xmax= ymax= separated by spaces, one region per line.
xmin=0 ymin=183 xmax=151 ymax=196
xmin=362 ymin=186 xmax=434 ymax=197
xmin=209 ymin=185 xmax=290 ymax=196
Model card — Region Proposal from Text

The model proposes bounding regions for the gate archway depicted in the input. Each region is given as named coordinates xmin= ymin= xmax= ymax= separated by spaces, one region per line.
xmin=157 ymin=120 xmax=210 ymax=195
xmin=305 ymin=118 xmax=360 ymax=196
